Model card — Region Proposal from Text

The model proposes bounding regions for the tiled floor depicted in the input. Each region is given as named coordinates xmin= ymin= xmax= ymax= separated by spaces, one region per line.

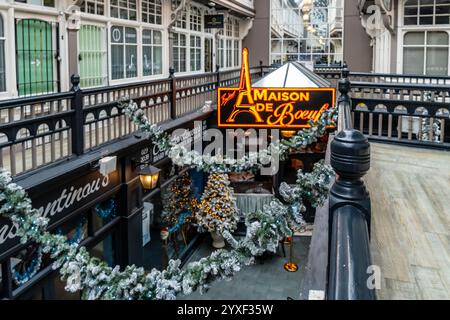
xmin=366 ymin=143 xmax=450 ymax=300
xmin=178 ymin=236 xmax=311 ymax=300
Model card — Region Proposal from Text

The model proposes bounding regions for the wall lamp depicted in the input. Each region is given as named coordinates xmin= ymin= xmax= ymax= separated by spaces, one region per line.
xmin=132 ymin=159 xmax=161 ymax=190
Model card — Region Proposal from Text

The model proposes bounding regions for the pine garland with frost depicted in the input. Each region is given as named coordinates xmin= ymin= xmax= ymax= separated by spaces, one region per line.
xmin=1 ymin=161 xmax=334 ymax=300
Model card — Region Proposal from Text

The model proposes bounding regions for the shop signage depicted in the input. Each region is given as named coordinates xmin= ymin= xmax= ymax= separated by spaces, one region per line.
xmin=0 ymin=170 xmax=120 ymax=255
xmin=218 ymin=48 xmax=336 ymax=129
xmin=204 ymin=14 xmax=224 ymax=29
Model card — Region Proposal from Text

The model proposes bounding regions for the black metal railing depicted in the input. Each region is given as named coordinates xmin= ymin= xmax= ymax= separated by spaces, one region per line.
xmin=350 ymin=80 xmax=450 ymax=149
xmin=315 ymin=65 xmax=450 ymax=148
xmin=0 ymin=65 xmax=271 ymax=177
xmin=300 ymin=67 xmax=375 ymax=300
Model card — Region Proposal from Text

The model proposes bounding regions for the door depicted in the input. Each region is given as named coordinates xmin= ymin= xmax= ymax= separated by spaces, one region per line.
xmin=204 ymin=37 xmax=213 ymax=72
xmin=78 ymin=25 xmax=107 ymax=88
xmin=16 ymin=19 xmax=58 ymax=96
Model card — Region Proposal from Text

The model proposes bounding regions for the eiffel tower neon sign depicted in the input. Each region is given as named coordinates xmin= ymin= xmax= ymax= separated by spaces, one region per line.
xmin=218 ymin=48 xmax=336 ymax=129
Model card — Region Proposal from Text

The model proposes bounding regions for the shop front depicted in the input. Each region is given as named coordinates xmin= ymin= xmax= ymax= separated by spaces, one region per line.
xmin=0 ymin=168 xmax=122 ymax=300
xmin=0 ymin=109 xmax=211 ymax=300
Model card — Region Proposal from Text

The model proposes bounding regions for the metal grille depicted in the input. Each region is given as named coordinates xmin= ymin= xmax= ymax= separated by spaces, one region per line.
xmin=79 ymin=25 xmax=107 ymax=88
xmin=15 ymin=19 xmax=59 ymax=97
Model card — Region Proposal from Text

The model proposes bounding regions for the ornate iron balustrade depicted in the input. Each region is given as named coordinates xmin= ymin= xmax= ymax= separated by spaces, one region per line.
xmin=0 ymin=66 xmax=272 ymax=177
xmin=350 ymin=81 xmax=450 ymax=148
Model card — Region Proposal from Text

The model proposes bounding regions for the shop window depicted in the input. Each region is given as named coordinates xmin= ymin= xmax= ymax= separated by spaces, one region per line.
xmin=173 ymin=32 xmax=187 ymax=73
xmin=0 ymin=15 xmax=5 ymax=92
xmin=56 ymin=214 xmax=88 ymax=246
xmin=110 ymin=0 xmax=137 ymax=21
xmin=16 ymin=19 xmax=57 ymax=96
xmin=79 ymin=0 xmax=105 ymax=15
xmin=51 ymin=274 xmax=81 ymax=300
xmin=11 ymin=243 xmax=44 ymax=289
xmin=190 ymin=6 xmax=202 ymax=32
xmin=404 ymin=0 xmax=450 ymax=25
xmin=90 ymin=232 xmax=116 ymax=267
xmin=403 ymin=31 xmax=449 ymax=75
xmin=92 ymin=198 xmax=118 ymax=232
xmin=111 ymin=26 xmax=138 ymax=80
xmin=142 ymin=0 xmax=162 ymax=25
xmin=15 ymin=0 xmax=55 ymax=7
xmin=143 ymin=29 xmax=163 ymax=76
xmin=79 ymin=25 xmax=107 ymax=88
xmin=190 ymin=35 xmax=201 ymax=71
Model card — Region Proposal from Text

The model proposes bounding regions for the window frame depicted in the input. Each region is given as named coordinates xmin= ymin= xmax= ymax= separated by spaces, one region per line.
xmin=142 ymin=28 xmax=163 ymax=76
xmin=403 ymin=0 xmax=450 ymax=26
xmin=0 ymin=12 xmax=6 ymax=93
xmin=110 ymin=25 xmax=138 ymax=81
xmin=398 ymin=1 xmax=450 ymax=75
xmin=402 ymin=30 xmax=450 ymax=75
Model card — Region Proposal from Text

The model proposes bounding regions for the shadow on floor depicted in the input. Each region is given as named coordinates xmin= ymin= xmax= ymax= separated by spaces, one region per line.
xmin=178 ymin=236 xmax=311 ymax=300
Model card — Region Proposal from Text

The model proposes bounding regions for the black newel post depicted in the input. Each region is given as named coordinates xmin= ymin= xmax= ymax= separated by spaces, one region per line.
xmin=337 ymin=63 xmax=352 ymax=132
xmin=169 ymin=67 xmax=177 ymax=120
xmin=216 ymin=64 xmax=221 ymax=88
xmin=328 ymin=129 xmax=374 ymax=300
xmin=259 ymin=60 xmax=264 ymax=78
xmin=70 ymin=74 xmax=84 ymax=156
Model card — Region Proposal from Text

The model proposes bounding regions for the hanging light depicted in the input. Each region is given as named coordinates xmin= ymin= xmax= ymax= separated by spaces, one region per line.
xmin=137 ymin=165 xmax=161 ymax=190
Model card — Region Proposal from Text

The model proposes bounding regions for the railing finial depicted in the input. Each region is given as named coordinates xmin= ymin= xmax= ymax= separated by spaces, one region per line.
xmin=169 ymin=67 xmax=175 ymax=78
xmin=71 ymin=74 xmax=80 ymax=91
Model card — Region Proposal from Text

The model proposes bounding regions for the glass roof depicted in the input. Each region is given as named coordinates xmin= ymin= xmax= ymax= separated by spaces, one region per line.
xmin=253 ymin=62 xmax=330 ymax=88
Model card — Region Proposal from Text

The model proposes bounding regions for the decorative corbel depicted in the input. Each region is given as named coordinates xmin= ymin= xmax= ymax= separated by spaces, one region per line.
xmin=169 ymin=0 xmax=192 ymax=31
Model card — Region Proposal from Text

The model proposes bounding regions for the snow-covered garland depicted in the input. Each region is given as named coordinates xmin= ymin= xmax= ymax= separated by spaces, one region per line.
xmin=0 ymin=161 xmax=333 ymax=300
xmin=120 ymin=98 xmax=338 ymax=173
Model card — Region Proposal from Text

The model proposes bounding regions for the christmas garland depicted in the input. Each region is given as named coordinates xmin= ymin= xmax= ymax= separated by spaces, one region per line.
xmin=119 ymin=98 xmax=337 ymax=173
xmin=0 ymin=161 xmax=333 ymax=300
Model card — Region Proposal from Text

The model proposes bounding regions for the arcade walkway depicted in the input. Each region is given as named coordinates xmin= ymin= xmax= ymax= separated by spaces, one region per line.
xmin=366 ymin=143 xmax=450 ymax=300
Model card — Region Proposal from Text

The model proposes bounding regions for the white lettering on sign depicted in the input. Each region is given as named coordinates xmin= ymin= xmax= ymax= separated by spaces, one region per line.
xmin=0 ymin=175 xmax=110 ymax=245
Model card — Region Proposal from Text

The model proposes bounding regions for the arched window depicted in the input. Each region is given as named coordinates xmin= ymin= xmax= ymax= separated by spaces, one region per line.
xmin=404 ymin=0 xmax=450 ymax=25
xmin=189 ymin=6 xmax=202 ymax=31
xmin=0 ymin=14 xmax=5 ymax=92
xmin=142 ymin=0 xmax=162 ymax=25
xmin=403 ymin=31 xmax=449 ymax=75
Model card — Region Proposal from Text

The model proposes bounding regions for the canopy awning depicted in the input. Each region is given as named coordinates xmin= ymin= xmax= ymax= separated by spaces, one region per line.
xmin=253 ymin=62 xmax=331 ymax=88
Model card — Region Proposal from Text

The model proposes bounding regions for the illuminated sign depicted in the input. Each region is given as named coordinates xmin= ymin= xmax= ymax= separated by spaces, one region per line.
xmin=218 ymin=48 xmax=336 ymax=129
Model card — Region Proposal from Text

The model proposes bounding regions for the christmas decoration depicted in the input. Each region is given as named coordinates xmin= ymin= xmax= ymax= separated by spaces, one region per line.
xmin=195 ymin=173 xmax=238 ymax=234
xmin=12 ymin=245 xmax=43 ymax=286
xmin=0 ymin=163 xmax=333 ymax=300
xmin=119 ymin=98 xmax=337 ymax=173
xmin=161 ymin=173 xmax=195 ymax=230
xmin=95 ymin=199 xmax=117 ymax=219
xmin=279 ymin=160 xmax=334 ymax=209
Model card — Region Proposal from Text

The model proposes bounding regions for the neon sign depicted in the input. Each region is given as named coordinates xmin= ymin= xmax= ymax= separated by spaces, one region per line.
xmin=218 ymin=48 xmax=336 ymax=129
